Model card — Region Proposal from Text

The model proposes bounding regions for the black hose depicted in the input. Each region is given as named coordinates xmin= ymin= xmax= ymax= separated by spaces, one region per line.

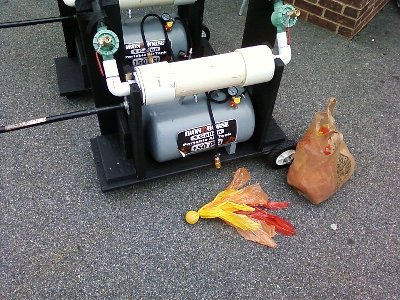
xmin=0 ymin=104 xmax=124 ymax=134
xmin=174 ymin=16 xmax=193 ymax=55
xmin=206 ymin=92 xmax=219 ymax=155
xmin=0 ymin=16 xmax=73 ymax=29
xmin=140 ymin=14 xmax=174 ymax=62
xmin=209 ymin=98 xmax=229 ymax=104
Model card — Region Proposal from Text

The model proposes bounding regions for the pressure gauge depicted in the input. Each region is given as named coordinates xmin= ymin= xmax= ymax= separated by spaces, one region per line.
xmin=227 ymin=86 xmax=239 ymax=97
xmin=161 ymin=13 xmax=172 ymax=22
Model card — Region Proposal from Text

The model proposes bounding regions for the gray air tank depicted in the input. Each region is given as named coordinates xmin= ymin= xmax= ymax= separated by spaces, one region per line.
xmin=122 ymin=15 xmax=188 ymax=66
xmin=143 ymin=91 xmax=255 ymax=162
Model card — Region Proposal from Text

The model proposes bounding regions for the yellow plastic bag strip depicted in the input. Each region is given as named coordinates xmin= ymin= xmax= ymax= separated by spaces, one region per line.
xmin=199 ymin=201 xmax=260 ymax=231
xmin=236 ymin=220 xmax=277 ymax=248
xmin=221 ymin=184 xmax=270 ymax=206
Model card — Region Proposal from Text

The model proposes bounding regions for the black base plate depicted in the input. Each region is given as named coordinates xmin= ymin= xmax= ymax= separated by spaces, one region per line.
xmin=55 ymin=57 xmax=91 ymax=97
xmin=91 ymin=118 xmax=286 ymax=192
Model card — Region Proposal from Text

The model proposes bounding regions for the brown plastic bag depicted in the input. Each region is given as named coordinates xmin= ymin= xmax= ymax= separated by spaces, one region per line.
xmin=287 ymin=98 xmax=356 ymax=204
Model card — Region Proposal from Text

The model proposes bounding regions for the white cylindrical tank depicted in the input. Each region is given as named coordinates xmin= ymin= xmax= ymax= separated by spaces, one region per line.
xmin=119 ymin=0 xmax=197 ymax=9
xmin=134 ymin=45 xmax=275 ymax=105
xmin=64 ymin=0 xmax=197 ymax=8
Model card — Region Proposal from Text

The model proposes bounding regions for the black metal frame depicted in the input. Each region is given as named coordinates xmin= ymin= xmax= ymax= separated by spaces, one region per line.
xmin=54 ymin=0 xmax=288 ymax=191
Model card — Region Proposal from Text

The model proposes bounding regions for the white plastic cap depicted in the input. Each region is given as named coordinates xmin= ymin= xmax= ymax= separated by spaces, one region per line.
xmin=63 ymin=0 xmax=76 ymax=7
xmin=235 ymin=45 xmax=275 ymax=86
xmin=134 ymin=61 xmax=176 ymax=105
xmin=119 ymin=0 xmax=196 ymax=9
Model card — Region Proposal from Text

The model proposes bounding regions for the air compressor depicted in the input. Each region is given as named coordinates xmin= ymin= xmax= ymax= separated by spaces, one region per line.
xmin=0 ymin=0 xmax=300 ymax=191
xmin=123 ymin=12 xmax=191 ymax=66
xmin=134 ymin=45 xmax=275 ymax=163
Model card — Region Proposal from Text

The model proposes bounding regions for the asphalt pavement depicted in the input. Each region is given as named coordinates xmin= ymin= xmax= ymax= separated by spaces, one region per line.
xmin=0 ymin=0 xmax=399 ymax=299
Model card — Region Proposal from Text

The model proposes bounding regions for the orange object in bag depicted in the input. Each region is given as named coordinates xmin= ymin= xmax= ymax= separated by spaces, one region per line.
xmin=287 ymin=98 xmax=356 ymax=204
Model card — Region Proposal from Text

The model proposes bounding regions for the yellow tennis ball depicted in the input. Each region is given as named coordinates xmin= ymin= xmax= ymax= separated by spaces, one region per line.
xmin=185 ymin=211 xmax=199 ymax=224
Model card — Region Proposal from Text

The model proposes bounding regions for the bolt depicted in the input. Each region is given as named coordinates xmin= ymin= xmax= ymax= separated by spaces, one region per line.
xmin=287 ymin=9 xmax=300 ymax=18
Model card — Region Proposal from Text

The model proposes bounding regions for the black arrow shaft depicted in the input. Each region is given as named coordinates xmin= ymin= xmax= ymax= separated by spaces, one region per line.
xmin=0 ymin=16 xmax=74 ymax=29
xmin=0 ymin=104 xmax=124 ymax=134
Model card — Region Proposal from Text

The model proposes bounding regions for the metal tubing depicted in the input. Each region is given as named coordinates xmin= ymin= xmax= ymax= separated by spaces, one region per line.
xmin=0 ymin=16 xmax=74 ymax=29
xmin=0 ymin=104 xmax=123 ymax=134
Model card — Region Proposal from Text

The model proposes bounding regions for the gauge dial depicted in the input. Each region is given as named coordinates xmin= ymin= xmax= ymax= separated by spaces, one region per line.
xmin=227 ymin=86 xmax=239 ymax=97
xmin=161 ymin=13 xmax=171 ymax=22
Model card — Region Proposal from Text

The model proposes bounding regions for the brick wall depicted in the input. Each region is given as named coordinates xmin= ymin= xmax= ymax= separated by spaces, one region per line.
xmin=285 ymin=0 xmax=391 ymax=38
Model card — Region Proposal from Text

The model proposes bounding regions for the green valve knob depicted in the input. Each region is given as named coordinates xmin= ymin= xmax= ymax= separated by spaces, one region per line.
xmin=93 ymin=28 xmax=120 ymax=58
xmin=271 ymin=1 xmax=300 ymax=33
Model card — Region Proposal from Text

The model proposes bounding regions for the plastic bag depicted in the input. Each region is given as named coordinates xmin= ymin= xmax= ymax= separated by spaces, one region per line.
xmin=186 ymin=168 xmax=295 ymax=248
xmin=287 ymin=98 xmax=356 ymax=204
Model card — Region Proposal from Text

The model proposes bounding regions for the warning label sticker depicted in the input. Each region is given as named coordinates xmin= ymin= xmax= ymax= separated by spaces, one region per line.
xmin=124 ymin=39 xmax=168 ymax=66
xmin=177 ymin=120 xmax=237 ymax=157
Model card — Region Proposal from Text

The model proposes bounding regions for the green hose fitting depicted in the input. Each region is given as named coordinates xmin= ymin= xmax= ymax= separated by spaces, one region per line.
xmin=271 ymin=0 xmax=300 ymax=33
xmin=92 ymin=25 xmax=120 ymax=60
